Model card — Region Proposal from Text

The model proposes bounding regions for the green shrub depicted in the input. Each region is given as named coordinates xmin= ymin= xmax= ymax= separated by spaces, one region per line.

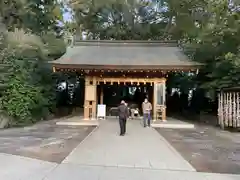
xmin=1 ymin=57 xmax=49 ymax=126
xmin=5 ymin=29 xmax=47 ymax=60
xmin=41 ymin=33 xmax=66 ymax=60
xmin=0 ymin=30 xmax=58 ymax=126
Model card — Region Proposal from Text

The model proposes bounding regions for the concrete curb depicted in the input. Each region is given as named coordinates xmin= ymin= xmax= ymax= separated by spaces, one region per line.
xmin=151 ymin=123 xmax=194 ymax=129
xmin=56 ymin=120 xmax=99 ymax=126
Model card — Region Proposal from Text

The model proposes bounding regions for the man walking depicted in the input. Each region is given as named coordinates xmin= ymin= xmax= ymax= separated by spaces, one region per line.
xmin=142 ymin=98 xmax=152 ymax=127
xmin=118 ymin=100 xmax=129 ymax=136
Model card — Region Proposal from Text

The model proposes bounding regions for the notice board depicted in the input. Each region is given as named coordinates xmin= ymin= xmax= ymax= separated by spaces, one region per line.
xmin=97 ymin=104 xmax=106 ymax=119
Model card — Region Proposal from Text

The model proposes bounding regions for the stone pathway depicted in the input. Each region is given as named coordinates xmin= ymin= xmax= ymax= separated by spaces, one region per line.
xmin=46 ymin=119 xmax=240 ymax=180
xmin=63 ymin=119 xmax=194 ymax=171
xmin=0 ymin=153 xmax=57 ymax=180
xmin=0 ymin=118 xmax=240 ymax=180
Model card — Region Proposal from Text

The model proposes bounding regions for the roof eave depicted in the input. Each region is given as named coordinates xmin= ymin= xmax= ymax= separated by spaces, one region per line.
xmin=51 ymin=63 xmax=202 ymax=71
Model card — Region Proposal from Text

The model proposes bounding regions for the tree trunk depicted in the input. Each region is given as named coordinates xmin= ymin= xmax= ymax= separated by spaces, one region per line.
xmin=75 ymin=25 xmax=81 ymax=41
xmin=164 ymin=14 xmax=173 ymax=36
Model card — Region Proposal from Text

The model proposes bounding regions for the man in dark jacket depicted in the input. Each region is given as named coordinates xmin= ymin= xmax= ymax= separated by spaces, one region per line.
xmin=118 ymin=100 xmax=129 ymax=136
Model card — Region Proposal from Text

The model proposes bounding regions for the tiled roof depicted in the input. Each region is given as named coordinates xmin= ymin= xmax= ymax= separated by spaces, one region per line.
xmin=53 ymin=40 xmax=201 ymax=68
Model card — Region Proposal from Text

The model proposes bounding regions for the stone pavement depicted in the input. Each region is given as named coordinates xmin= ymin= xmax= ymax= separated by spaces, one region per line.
xmin=46 ymin=119 xmax=240 ymax=180
xmin=0 ymin=153 xmax=57 ymax=180
xmin=63 ymin=119 xmax=195 ymax=170
xmin=1 ymin=118 xmax=240 ymax=180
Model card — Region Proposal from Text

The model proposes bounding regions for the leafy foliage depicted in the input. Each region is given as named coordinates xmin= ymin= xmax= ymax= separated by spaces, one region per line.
xmin=0 ymin=0 xmax=239 ymax=121
xmin=0 ymin=29 xmax=59 ymax=126
xmin=0 ymin=0 xmax=65 ymax=127
xmin=66 ymin=0 xmax=240 ymax=108
xmin=68 ymin=0 xmax=167 ymax=39
xmin=41 ymin=33 xmax=66 ymax=59
xmin=0 ymin=33 xmax=12 ymax=94
xmin=0 ymin=0 xmax=63 ymax=35
xmin=1 ymin=57 xmax=48 ymax=125
xmin=181 ymin=0 xmax=240 ymax=92
xmin=68 ymin=0 xmax=209 ymax=40
xmin=5 ymin=29 xmax=47 ymax=59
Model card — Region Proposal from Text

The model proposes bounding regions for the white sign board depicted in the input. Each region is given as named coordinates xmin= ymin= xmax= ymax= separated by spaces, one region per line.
xmin=97 ymin=104 xmax=106 ymax=119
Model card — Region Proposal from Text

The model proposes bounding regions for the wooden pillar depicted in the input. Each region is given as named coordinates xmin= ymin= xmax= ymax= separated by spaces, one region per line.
xmin=162 ymin=79 xmax=166 ymax=121
xmin=83 ymin=100 xmax=89 ymax=120
xmin=83 ymin=76 xmax=97 ymax=120
xmin=153 ymin=78 xmax=166 ymax=121
xmin=100 ymin=86 xmax=104 ymax=104
xmin=153 ymin=82 xmax=157 ymax=121
xmin=91 ymin=77 xmax=97 ymax=119
xmin=84 ymin=77 xmax=90 ymax=120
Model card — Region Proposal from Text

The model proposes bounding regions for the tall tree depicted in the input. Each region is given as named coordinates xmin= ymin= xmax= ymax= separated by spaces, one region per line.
xmin=68 ymin=0 xmax=209 ymax=40
xmin=182 ymin=0 xmax=240 ymax=94
xmin=0 ymin=1 xmax=66 ymax=126
xmin=0 ymin=0 xmax=63 ymax=35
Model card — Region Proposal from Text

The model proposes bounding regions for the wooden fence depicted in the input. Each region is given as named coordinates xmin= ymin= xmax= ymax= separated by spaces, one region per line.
xmin=218 ymin=88 xmax=240 ymax=129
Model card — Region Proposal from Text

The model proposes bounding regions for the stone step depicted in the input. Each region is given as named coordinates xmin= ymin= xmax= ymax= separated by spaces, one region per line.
xmin=151 ymin=120 xmax=194 ymax=129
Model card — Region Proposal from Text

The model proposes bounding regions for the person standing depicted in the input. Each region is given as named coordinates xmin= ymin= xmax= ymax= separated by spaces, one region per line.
xmin=125 ymin=102 xmax=131 ymax=119
xmin=118 ymin=100 xmax=129 ymax=136
xmin=142 ymin=98 xmax=152 ymax=127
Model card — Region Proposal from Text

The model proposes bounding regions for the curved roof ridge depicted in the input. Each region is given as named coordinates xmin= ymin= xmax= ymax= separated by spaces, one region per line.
xmin=74 ymin=40 xmax=178 ymax=47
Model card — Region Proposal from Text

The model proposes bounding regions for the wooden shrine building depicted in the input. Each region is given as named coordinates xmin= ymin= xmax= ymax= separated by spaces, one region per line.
xmin=52 ymin=40 xmax=201 ymax=120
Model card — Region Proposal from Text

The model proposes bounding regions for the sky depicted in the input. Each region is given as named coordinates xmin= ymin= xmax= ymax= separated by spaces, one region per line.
xmin=58 ymin=0 xmax=73 ymax=22
xmin=63 ymin=11 xmax=73 ymax=22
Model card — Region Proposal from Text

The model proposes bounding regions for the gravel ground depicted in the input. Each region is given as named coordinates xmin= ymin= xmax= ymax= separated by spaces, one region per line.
xmin=155 ymin=124 xmax=240 ymax=174
xmin=0 ymin=120 xmax=96 ymax=163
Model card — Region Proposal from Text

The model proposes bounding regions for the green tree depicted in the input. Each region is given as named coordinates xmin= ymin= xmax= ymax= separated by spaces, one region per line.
xmin=68 ymin=0 xmax=210 ymax=40
xmin=0 ymin=34 xmax=11 ymax=95
xmin=0 ymin=30 xmax=58 ymax=126
xmin=1 ymin=57 xmax=48 ymax=125
xmin=0 ymin=0 xmax=25 ymax=30
xmin=0 ymin=0 xmax=66 ymax=127
xmin=181 ymin=0 xmax=240 ymax=95
xmin=0 ymin=0 xmax=63 ymax=35
xmin=42 ymin=32 xmax=66 ymax=59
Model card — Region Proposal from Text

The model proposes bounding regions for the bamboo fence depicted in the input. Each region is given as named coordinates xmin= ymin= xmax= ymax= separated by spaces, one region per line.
xmin=218 ymin=89 xmax=240 ymax=129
